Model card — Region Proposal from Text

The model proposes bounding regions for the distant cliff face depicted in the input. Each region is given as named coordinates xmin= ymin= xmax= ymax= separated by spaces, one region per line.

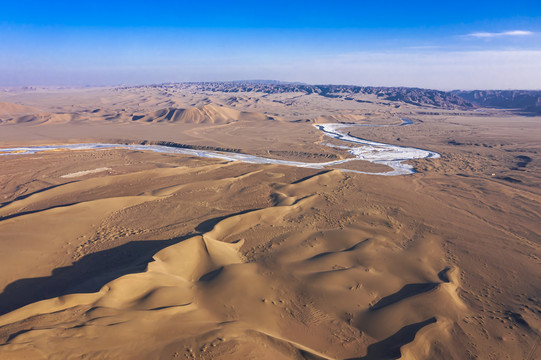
xmin=453 ymin=90 xmax=541 ymax=115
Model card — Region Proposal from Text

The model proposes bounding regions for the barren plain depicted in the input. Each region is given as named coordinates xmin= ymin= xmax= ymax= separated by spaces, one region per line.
xmin=0 ymin=84 xmax=539 ymax=359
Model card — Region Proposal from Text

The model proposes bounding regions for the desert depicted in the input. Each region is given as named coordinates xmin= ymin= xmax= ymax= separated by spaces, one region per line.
xmin=0 ymin=83 xmax=539 ymax=359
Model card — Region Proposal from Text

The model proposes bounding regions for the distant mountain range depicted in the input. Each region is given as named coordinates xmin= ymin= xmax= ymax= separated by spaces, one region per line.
xmin=128 ymin=82 xmax=541 ymax=115
xmin=171 ymin=82 xmax=475 ymax=110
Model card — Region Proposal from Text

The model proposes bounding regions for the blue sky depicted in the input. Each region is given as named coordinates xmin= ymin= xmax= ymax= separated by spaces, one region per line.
xmin=1 ymin=1 xmax=540 ymax=89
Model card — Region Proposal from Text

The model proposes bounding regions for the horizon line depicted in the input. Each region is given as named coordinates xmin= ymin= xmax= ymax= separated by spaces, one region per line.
xmin=2 ymin=81 xmax=541 ymax=92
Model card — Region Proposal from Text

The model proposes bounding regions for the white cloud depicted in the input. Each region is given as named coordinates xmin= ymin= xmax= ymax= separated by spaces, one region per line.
xmin=467 ymin=30 xmax=534 ymax=38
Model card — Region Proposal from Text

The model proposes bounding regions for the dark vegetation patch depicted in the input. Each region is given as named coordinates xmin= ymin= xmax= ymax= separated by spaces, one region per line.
xmin=113 ymin=139 xmax=243 ymax=154
xmin=268 ymin=150 xmax=338 ymax=160
xmin=515 ymin=155 xmax=532 ymax=168
xmin=495 ymin=176 xmax=522 ymax=183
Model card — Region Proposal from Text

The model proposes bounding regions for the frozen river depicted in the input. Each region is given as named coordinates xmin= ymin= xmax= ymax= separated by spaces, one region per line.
xmin=0 ymin=119 xmax=440 ymax=176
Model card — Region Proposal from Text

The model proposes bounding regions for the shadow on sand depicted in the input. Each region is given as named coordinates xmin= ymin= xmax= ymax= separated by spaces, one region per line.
xmin=0 ymin=235 xmax=193 ymax=316
xmin=369 ymin=283 xmax=440 ymax=311
xmin=0 ymin=205 xmax=273 ymax=316
xmin=352 ymin=317 xmax=437 ymax=360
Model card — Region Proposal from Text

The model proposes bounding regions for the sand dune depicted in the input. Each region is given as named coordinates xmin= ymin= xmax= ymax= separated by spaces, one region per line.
xmin=1 ymin=103 xmax=276 ymax=125
xmin=0 ymin=85 xmax=539 ymax=359
xmin=0 ymin=102 xmax=40 ymax=116
xmin=15 ymin=113 xmax=78 ymax=125
xmin=0 ymin=164 xmax=467 ymax=359
xmin=129 ymin=104 xmax=274 ymax=124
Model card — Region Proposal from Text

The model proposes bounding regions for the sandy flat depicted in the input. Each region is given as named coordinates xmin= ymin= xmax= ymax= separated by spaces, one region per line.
xmin=0 ymin=85 xmax=539 ymax=359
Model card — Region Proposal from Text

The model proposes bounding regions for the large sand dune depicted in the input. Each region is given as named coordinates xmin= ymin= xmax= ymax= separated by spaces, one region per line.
xmin=129 ymin=104 xmax=276 ymax=124
xmin=0 ymin=85 xmax=539 ymax=359
xmin=0 ymin=103 xmax=276 ymax=125
xmin=0 ymin=102 xmax=40 ymax=118
xmin=0 ymin=160 xmax=467 ymax=359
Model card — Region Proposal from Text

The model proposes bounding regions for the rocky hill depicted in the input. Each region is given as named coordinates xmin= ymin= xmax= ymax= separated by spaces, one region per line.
xmin=453 ymin=90 xmax=541 ymax=115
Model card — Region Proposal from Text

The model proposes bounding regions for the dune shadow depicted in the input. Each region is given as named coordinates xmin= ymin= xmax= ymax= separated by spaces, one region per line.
xmin=308 ymin=239 xmax=370 ymax=260
xmin=0 ymin=181 xmax=76 ymax=209
xmin=0 ymin=202 xmax=80 ymax=221
xmin=195 ymin=208 xmax=260 ymax=233
xmin=291 ymin=170 xmax=332 ymax=184
xmin=515 ymin=155 xmax=532 ymax=168
xmin=0 ymin=207 xmax=273 ymax=316
xmin=352 ymin=317 xmax=437 ymax=360
xmin=437 ymin=267 xmax=451 ymax=283
xmin=299 ymin=349 xmax=330 ymax=360
xmin=369 ymin=283 xmax=439 ymax=311
xmin=198 ymin=266 xmax=224 ymax=282
xmin=0 ymin=235 xmax=192 ymax=316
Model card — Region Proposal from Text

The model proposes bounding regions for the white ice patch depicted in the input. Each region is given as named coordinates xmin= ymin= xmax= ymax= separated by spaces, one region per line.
xmin=61 ymin=167 xmax=111 ymax=178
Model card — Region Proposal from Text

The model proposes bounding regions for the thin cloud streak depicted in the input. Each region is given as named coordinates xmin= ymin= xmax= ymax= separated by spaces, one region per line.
xmin=467 ymin=30 xmax=534 ymax=38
